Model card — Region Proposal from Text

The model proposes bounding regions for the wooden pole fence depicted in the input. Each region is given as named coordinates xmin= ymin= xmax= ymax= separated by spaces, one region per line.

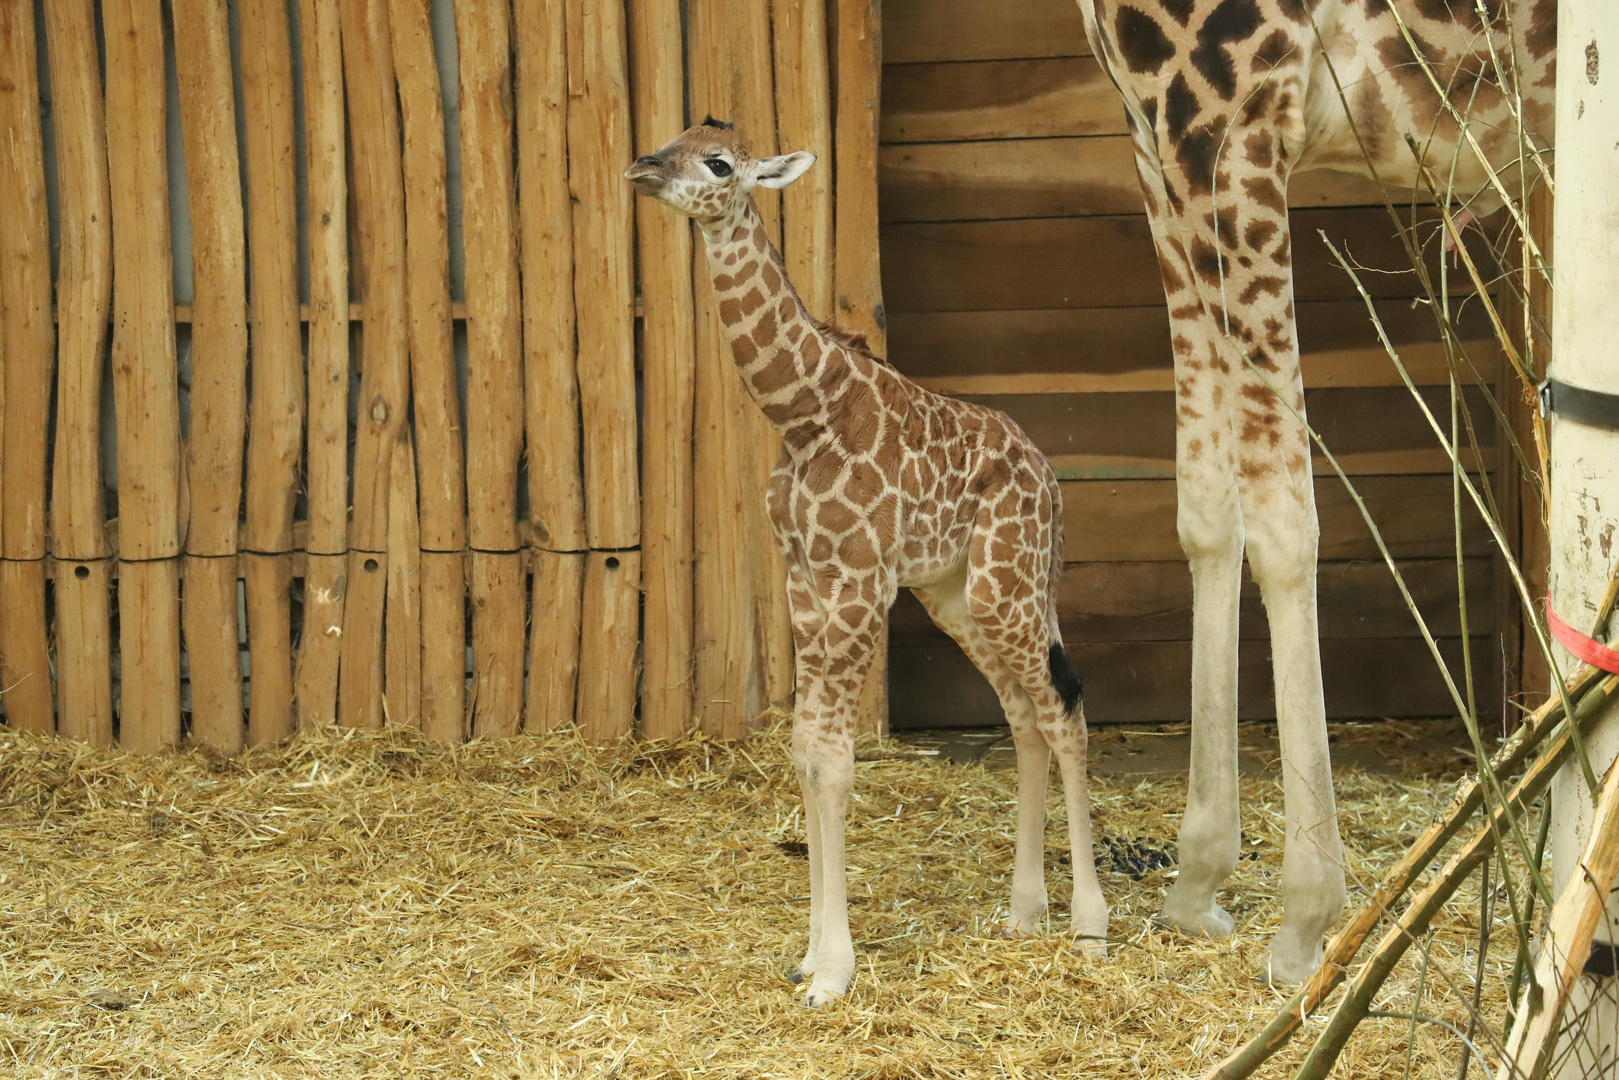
xmin=0 ymin=0 xmax=887 ymax=751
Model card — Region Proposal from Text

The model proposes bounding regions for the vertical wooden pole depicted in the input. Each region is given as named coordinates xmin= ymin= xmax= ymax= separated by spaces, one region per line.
xmin=420 ymin=552 xmax=466 ymax=743
xmin=390 ymin=0 xmax=464 ymax=552
xmin=297 ymin=555 xmax=348 ymax=727
xmin=687 ymin=0 xmax=775 ymax=738
xmin=577 ymin=550 xmax=641 ymax=743
xmin=567 ymin=0 xmax=639 ymax=553
xmin=386 ymin=0 xmax=455 ymax=733
xmin=43 ymin=0 xmax=115 ymax=745
xmin=471 ymin=553 xmax=526 ymax=737
xmin=103 ymin=0 xmax=185 ymax=749
xmin=339 ymin=0 xmax=411 ymax=726
xmin=0 ymin=0 xmax=57 ymax=733
xmin=628 ymin=0 xmax=695 ymax=740
xmin=297 ymin=0 xmax=351 ymax=728
xmin=516 ymin=0 xmax=586 ymax=731
xmin=774 ymin=0 xmax=835 ymax=315
xmin=769 ymin=0 xmax=835 ymax=719
xmin=527 ymin=550 xmax=585 ymax=732
xmin=244 ymin=555 xmax=295 ymax=743
xmin=833 ymin=0 xmax=887 ymax=735
xmin=183 ymin=557 xmax=243 ymax=748
xmin=458 ymin=0 xmax=528 ymax=731
xmin=54 ymin=562 xmax=114 ymax=744
xmin=0 ymin=564 xmax=52 ymax=731
xmin=118 ymin=560 xmax=184 ymax=754
xmin=568 ymin=0 xmax=642 ymax=735
xmin=340 ymin=550 xmax=388 ymax=728
xmin=238 ymin=0 xmax=303 ymax=743
xmin=386 ymin=435 xmax=423 ymax=727
xmin=172 ymin=0 xmax=249 ymax=752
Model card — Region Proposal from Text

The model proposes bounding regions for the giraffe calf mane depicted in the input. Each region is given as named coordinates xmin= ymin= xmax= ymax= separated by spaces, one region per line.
xmin=808 ymin=316 xmax=888 ymax=367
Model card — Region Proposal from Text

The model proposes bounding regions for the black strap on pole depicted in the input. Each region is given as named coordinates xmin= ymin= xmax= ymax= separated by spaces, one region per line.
xmin=1540 ymin=377 xmax=1619 ymax=432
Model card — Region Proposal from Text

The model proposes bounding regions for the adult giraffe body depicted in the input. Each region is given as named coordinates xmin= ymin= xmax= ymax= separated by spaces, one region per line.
xmin=1074 ymin=0 xmax=1555 ymax=981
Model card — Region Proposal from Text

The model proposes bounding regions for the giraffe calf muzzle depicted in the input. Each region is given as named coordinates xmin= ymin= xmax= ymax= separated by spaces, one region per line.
xmin=624 ymin=155 xmax=668 ymax=194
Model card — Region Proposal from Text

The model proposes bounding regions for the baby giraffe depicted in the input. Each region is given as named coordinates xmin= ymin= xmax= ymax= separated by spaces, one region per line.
xmin=627 ymin=120 xmax=1107 ymax=1007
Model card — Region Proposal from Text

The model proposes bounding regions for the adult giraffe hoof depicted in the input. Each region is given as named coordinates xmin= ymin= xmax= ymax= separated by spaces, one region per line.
xmin=1153 ymin=901 xmax=1236 ymax=940
xmin=1261 ymin=931 xmax=1325 ymax=985
xmin=1072 ymin=932 xmax=1110 ymax=960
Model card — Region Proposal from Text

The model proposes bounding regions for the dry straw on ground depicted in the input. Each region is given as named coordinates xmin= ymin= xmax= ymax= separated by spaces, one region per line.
xmin=1 ymin=718 xmax=1516 ymax=1078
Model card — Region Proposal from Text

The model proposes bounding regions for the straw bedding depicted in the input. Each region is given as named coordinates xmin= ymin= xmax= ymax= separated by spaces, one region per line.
xmin=0 ymin=718 xmax=1514 ymax=1078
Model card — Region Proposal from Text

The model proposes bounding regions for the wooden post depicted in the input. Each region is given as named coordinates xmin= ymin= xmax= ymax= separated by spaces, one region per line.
xmin=297 ymin=0 xmax=351 ymax=728
xmin=833 ymin=0 xmax=888 ymax=735
xmin=420 ymin=552 xmax=467 ymax=743
xmin=244 ymin=555 xmax=295 ymax=743
xmin=527 ymin=550 xmax=585 ymax=733
xmin=568 ymin=0 xmax=642 ymax=736
xmin=577 ymin=550 xmax=641 ymax=743
xmin=340 ymin=550 xmax=388 ymax=728
xmin=104 ymin=0 xmax=185 ymax=749
xmin=297 ymin=555 xmax=348 ymax=727
xmin=386 ymin=435 xmax=423 ymax=727
xmin=339 ymin=0 xmax=412 ymax=725
xmin=771 ymin=0 xmax=836 ymax=722
xmin=1513 ymin=5 xmax=1619 ymax=1071
xmin=458 ymin=0 xmax=528 ymax=732
xmin=0 ymin=0 xmax=57 ymax=733
xmin=516 ymin=0 xmax=586 ymax=732
xmin=172 ymin=0 xmax=249 ymax=752
xmin=471 ymin=553 xmax=526 ymax=738
xmin=388 ymin=0 xmax=453 ymax=733
xmin=629 ymin=0 xmax=696 ymax=740
xmin=118 ymin=560 xmax=184 ymax=754
xmin=54 ymin=561 xmax=114 ymax=745
xmin=237 ymin=0 xmax=303 ymax=743
xmin=43 ymin=0 xmax=114 ymax=745
xmin=686 ymin=0 xmax=765 ymax=739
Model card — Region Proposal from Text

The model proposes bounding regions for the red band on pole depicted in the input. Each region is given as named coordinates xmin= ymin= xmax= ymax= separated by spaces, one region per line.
xmin=1547 ymin=597 xmax=1619 ymax=676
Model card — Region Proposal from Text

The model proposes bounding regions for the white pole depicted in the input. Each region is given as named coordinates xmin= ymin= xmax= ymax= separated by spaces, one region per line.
xmin=1518 ymin=2 xmax=1619 ymax=1074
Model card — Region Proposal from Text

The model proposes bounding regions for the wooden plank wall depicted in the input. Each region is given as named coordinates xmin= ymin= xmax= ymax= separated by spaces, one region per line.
xmin=0 ymin=0 xmax=868 ymax=751
xmin=879 ymin=0 xmax=1510 ymax=726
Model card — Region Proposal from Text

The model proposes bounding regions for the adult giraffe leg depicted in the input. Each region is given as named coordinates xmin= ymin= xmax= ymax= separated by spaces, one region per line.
xmin=1169 ymin=117 xmax=1344 ymax=980
xmin=1132 ymin=139 xmax=1245 ymax=941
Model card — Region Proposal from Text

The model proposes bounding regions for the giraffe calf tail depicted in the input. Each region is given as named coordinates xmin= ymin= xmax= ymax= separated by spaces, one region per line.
xmin=1047 ymin=643 xmax=1084 ymax=716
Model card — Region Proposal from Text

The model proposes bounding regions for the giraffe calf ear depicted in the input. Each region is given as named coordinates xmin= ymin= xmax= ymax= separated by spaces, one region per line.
xmin=753 ymin=151 xmax=816 ymax=189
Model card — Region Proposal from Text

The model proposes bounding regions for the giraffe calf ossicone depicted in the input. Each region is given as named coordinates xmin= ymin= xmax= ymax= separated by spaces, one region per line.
xmin=628 ymin=121 xmax=1109 ymax=1007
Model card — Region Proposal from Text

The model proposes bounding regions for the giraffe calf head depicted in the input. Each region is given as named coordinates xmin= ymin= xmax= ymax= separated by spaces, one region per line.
xmin=625 ymin=119 xmax=816 ymax=222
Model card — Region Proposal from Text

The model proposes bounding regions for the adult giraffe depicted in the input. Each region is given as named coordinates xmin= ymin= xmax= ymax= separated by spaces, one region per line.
xmin=1073 ymin=0 xmax=1555 ymax=981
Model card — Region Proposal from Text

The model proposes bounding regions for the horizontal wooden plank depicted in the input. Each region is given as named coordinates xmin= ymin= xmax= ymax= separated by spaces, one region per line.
xmin=1044 ymin=447 xmax=1484 ymax=481
xmin=969 ymin=385 xmax=1493 ymax=475
xmin=1059 ymin=475 xmax=1495 ymax=563
xmin=887 ymin=302 xmax=1499 ymax=381
xmin=880 ymin=137 xmax=1393 ymax=222
xmin=891 ymin=559 xmax=1497 ymax=643
xmin=884 ymin=0 xmax=1090 ymax=63
xmin=890 ymin=636 xmax=1500 ymax=725
xmin=880 ymin=209 xmax=1494 ymax=312
xmin=882 ymin=58 xmax=1125 ymax=143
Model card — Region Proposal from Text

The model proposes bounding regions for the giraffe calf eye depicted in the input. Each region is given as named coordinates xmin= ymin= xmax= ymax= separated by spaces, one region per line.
xmin=705 ymin=159 xmax=733 ymax=177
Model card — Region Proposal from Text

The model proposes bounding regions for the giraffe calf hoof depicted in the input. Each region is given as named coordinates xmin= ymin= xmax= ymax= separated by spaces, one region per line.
xmin=803 ymin=986 xmax=843 ymax=1009
xmin=786 ymin=967 xmax=806 ymax=985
